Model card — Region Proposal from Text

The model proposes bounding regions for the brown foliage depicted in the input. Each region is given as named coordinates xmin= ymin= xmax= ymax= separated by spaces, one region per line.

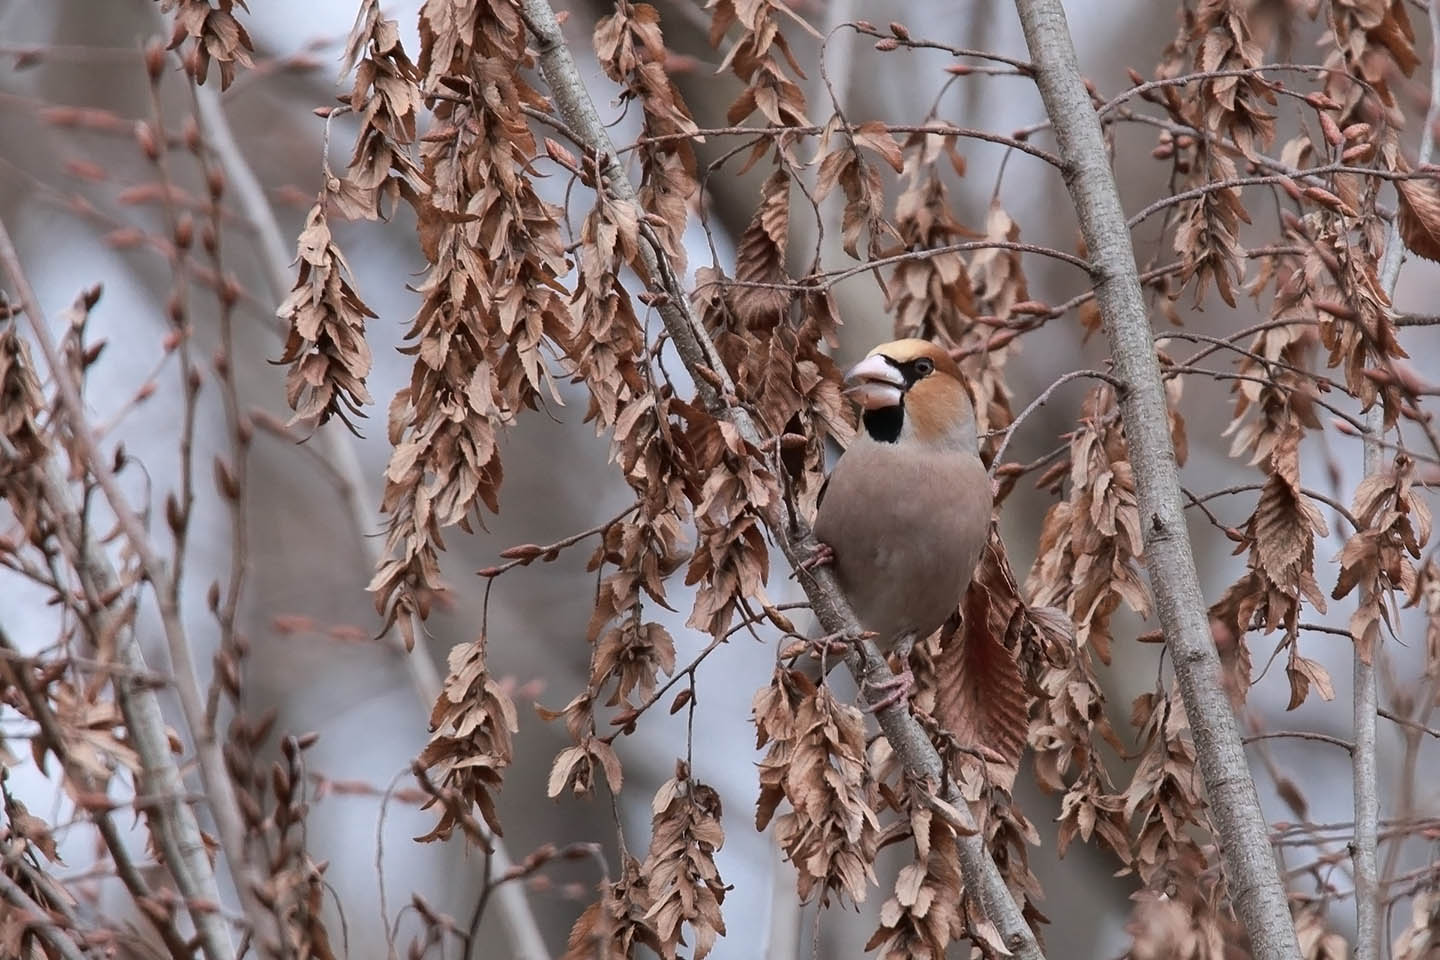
xmin=1394 ymin=167 xmax=1440 ymax=263
xmin=754 ymin=667 xmax=879 ymax=906
xmin=932 ymin=581 xmax=1028 ymax=791
xmin=1027 ymin=386 xmax=1150 ymax=665
xmin=1333 ymin=453 xmax=1431 ymax=662
xmin=708 ymin=0 xmax=810 ymax=132
xmin=1124 ymin=691 xmax=1210 ymax=891
xmin=16 ymin=0 xmax=1440 ymax=956
xmin=369 ymin=0 xmax=574 ymax=647
xmin=335 ymin=0 xmax=425 ymax=220
xmin=865 ymin=812 xmax=966 ymax=960
xmin=276 ymin=201 xmax=376 ymax=431
xmin=416 ymin=636 xmax=518 ymax=842
xmin=595 ymin=1 xmax=698 ymax=272
xmin=161 ymin=0 xmax=254 ymax=89
xmin=641 ymin=762 xmax=728 ymax=959
xmin=562 ymin=855 xmax=662 ymax=960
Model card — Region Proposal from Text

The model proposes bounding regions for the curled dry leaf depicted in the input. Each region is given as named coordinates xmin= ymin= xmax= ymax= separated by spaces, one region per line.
xmin=865 ymin=812 xmax=964 ymax=960
xmin=1412 ymin=558 xmax=1440 ymax=684
xmin=7 ymin=800 xmax=60 ymax=864
xmin=1027 ymin=601 xmax=1127 ymax=859
xmin=592 ymin=620 xmax=676 ymax=709
xmin=540 ymin=700 xmax=625 ymax=799
xmin=677 ymin=400 xmax=777 ymax=637
xmin=275 ymin=200 xmax=376 ymax=433
xmin=1246 ymin=434 xmax=1328 ymax=626
xmin=372 ymin=0 xmax=573 ymax=636
xmin=1291 ymin=894 xmax=1349 ymax=955
xmin=1124 ymin=691 xmax=1211 ymax=892
xmin=815 ymin=117 xmax=901 ymax=259
xmin=1394 ymin=171 xmax=1440 ymax=263
xmin=335 ymin=0 xmax=425 ymax=221
xmin=707 ymin=0 xmax=810 ymax=141
xmin=1308 ymin=217 xmax=1408 ymax=427
xmin=414 ymin=636 xmax=518 ymax=842
xmin=1393 ymin=888 xmax=1440 ymax=960
xmin=1174 ymin=150 xmax=1248 ymax=309
xmin=1209 ymin=244 xmax=1333 ymax=707
xmin=968 ymin=200 xmax=1031 ymax=324
xmin=731 ymin=170 xmax=792 ymax=330
xmin=696 ymin=170 xmax=850 ymax=511
xmin=594 ymin=1 xmax=699 ymax=273
xmin=1284 ymin=648 xmax=1335 ymax=711
xmin=1332 ymin=453 xmax=1431 ymax=663
xmin=561 ymin=855 xmax=662 ymax=960
xmin=0 ymin=320 xmax=47 ymax=536
xmin=1326 ymin=0 xmax=1417 ymax=109
xmin=890 ymin=130 xmax=978 ymax=346
xmin=162 ymin=0 xmax=254 ymax=90
xmin=1189 ymin=0 xmax=1276 ymax=159
xmin=1122 ymin=887 xmax=1245 ymax=960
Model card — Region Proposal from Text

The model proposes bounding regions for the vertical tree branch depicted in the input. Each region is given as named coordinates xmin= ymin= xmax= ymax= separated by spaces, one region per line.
xmin=1009 ymin=2 xmax=1302 ymax=958
xmin=1358 ymin=7 xmax=1440 ymax=953
xmin=518 ymin=2 xmax=1046 ymax=957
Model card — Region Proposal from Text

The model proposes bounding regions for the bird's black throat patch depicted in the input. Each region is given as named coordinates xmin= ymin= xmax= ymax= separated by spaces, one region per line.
xmin=863 ymin=404 xmax=903 ymax=444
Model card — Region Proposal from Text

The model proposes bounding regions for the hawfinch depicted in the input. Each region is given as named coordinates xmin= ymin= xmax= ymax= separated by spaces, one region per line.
xmin=807 ymin=338 xmax=992 ymax=709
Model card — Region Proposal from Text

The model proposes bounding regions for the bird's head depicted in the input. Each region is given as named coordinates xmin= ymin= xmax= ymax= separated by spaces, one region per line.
xmin=843 ymin=338 xmax=979 ymax=451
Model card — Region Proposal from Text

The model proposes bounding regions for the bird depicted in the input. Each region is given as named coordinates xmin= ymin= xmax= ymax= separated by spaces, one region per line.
xmin=802 ymin=338 xmax=993 ymax=711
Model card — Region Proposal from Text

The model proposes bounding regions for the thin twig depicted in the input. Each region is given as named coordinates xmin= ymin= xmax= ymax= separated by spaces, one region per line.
xmin=1242 ymin=730 xmax=1353 ymax=752
xmin=1185 ymin=483 xmax=1359 ymax=531
xmin=1377 ymin=707 xmax=1440 ymax=739
xmin=989 ymin=369 xmax=1124 ymax=473
xmin=1010 ymin=2 xmax=1302 ymax=958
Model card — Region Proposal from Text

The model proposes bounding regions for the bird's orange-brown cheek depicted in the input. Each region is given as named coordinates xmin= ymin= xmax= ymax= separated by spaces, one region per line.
xmin=847 ymin=382 xmax=905 ymax=410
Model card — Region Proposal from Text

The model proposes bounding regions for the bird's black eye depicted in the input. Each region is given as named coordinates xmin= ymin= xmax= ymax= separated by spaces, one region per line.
xmin=913 ymin=357 xmax=934 ymax=376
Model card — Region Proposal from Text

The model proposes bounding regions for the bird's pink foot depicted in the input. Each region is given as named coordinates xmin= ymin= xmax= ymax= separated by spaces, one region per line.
xmin=862 ymin=666 xmax=915 ymax=713
xmin=792 ymin=541 xmax=835 ymax=578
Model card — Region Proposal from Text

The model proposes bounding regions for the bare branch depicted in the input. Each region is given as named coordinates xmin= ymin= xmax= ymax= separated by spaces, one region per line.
xmin=0 ymin=336 xmax=235 ymax=957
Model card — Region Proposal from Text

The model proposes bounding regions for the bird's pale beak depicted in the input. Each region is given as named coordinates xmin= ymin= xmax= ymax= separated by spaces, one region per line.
xmin=844 ymin=354 xmax=905 ymax=410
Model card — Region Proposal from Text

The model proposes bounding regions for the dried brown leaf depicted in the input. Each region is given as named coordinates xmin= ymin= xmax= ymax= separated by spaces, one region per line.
xmin=932 ymin=584 xmax=1027 ymax=790
xmin=1395 ymin=173 xmax=1440 ymax=262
